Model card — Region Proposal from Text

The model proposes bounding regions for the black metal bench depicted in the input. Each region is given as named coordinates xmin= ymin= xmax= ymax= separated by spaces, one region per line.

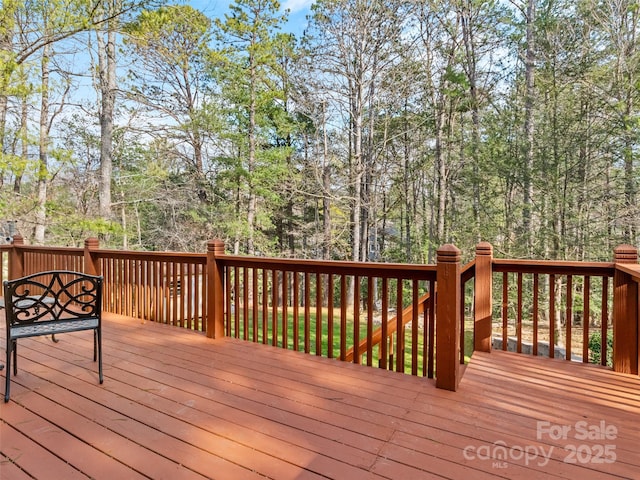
xmin=3 ymin=270 xmax=103 ymax=402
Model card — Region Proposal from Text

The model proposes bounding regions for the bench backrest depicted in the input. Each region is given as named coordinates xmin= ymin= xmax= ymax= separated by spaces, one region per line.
xmin=4 ymin=270 xmax=103 ymax=327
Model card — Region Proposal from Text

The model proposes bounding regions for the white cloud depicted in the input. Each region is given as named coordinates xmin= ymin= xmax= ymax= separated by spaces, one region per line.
xmin=281 ymin=0 xmax=313 ymax=14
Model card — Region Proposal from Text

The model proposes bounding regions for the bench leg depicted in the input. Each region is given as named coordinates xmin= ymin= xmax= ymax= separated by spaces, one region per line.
xmin=12 ymin=340 xmax=17 ymax=375
xmin=95 ymin=329 xmax=103 ymax=384
xmin=5 ymin=340 xmax=13 ymax=402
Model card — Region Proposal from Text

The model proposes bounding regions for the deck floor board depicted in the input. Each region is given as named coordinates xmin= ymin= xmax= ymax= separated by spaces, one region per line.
xmin=2 ymin=313 xmax=639 ymax=479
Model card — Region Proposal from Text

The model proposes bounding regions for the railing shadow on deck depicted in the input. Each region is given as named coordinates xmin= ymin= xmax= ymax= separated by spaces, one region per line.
xmin=3 ymin=236 xmax=639 ymax=392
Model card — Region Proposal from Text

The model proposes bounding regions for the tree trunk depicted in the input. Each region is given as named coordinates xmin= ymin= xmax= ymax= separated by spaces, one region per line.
xmin=523 ymin=0 xmax=536 ymax=254
xmin=0 ymin=93 xmax=8 ymax=152
xmin=247 ymin=58 xmax=257 ymax=256
xmin=403 ymin=101 xmax=412 ymax=260
xmin=622 ymin=6 xmax=638 ymax=242
xmin=34 ymin=43 xmax=51 ymax=244
xmin=435 ymin=102 xmax=446 ymax=245
xmin=322 ymin=102 xmax=331 ymax=261
xmin=97 ymin=13 xmax=117 ymax=221
xmin=459 ymin=2 xmax=481 ymax=242
xmin=0 ymin=29 xmax=12 ymax=144
xmin=14 ymin=95 xmax=28 ymax=193
xmin=351 ymin=83 xmax=364 ymax=264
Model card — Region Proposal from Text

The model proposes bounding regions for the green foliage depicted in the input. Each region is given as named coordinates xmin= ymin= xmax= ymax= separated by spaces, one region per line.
xmin=588 ymin=331 xmax=613 ymax=367
xmin=0 ymin=152 xmax=29 ymax=176
xmin=124 ymin=5 xmax=211 ymax=56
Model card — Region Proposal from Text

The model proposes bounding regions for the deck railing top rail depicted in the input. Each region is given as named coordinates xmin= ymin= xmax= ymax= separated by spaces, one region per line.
xmin=493 ymin=258 xmax=615 ymax=276
xmin=94 ymin=249 xmax=207 ymax=262
xmin=217 ymin=253 xmax=437 ymax=278
xmin=616 ymin=262 xmax=640 ymax=280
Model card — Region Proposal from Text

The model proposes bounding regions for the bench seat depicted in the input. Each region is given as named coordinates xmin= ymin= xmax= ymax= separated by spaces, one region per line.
xmin=10 ymin=317 xmax=99 ymax=339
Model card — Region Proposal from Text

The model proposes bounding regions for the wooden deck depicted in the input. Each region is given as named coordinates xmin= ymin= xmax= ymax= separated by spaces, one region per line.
xmin=1 ymin=313 xmax=639 ymax=480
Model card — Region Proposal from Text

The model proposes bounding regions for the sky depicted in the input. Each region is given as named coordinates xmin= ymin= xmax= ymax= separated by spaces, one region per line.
xmin=191 ymin=0 xmax=314 ymax=35
xmin=280 ymin=0 xmax=314 ymax=14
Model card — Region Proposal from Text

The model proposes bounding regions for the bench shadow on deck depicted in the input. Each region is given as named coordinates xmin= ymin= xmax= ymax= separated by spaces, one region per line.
xmin=1 ymin=312 xmax=639 ymax=480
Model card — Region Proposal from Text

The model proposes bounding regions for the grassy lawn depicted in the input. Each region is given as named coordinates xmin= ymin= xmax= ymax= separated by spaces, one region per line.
xmin=229 ymin=307 xmax=476 ymax=376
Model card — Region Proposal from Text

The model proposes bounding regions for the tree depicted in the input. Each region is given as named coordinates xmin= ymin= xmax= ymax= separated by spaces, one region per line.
xmin=95 ymin=0 xmax=120 ymax=221
xmin=1 ymin=0 xmax=155 ymax=243
xmin=1 ymin=0 xmax=140 ymax=134
xmin=589 ymin=0 xmax=640 ymax=244
xmin=213 ymin=0 xmax=293 ymax=255
xmin=305 ymin=0 xmax=411 ymax=263
xmin=123 ymin=5 xmax=212 ymax=174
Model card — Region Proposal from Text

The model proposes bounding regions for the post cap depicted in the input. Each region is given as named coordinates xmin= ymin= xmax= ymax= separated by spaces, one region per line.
xmin=476 ymin=242 xmax=493 ymax=255
xmin=614 ymin=244 xmax=638 ymax=263
xmin=437 ymin=244 xmax=461 ymax=263
xmin=207 ymin=239 xmax=226 ymax=254
xmin=11 ymin=234 xmax=25 ymax=245
xmin=84 ymin=237 xmax=100 ymax=249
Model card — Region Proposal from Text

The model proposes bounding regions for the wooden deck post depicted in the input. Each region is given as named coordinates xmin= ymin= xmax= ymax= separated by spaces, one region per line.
xmin=474 ymin=242 xmax=493 ymax=352
xmin=84 ymin=237 xmax=101 ymax=276
xmin=436 ymin=244 xmax=461 ymax=391
xmin=613 ymin=244 xmax=639 ymax=375
xmin=8 ymin=234 xmax=25 ymax=279
xmin=206 ymin=240 xmax=226 ymax=339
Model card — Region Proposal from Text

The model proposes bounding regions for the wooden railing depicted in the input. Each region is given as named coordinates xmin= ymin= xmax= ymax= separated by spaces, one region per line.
xmin=7 ymin=236 xmax=209 ymax=332
xmin=491 ymin=260 xmax=614 ymax=363
xmin=214 ymin=252 xmax=437 ymax=376
xmin=97 ymin=249 xmax=207 ymax=330
xmin=472 ymin=243 xmax=639 ymax=376
xmin=4 ymin=236 xmax=639 ymax=390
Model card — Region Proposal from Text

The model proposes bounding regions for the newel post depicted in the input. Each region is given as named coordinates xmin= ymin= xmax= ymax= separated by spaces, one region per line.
xmin=206 ymin=240 xmax=226 ymax=339
xmin=8 ymin=234 xmax=25 ymax=279
xmin=84 ymin=237 xmax=101 ymax=276
xmin=474 ymin=242 xmax=493 ymax=353
xmin=436 ymin=244 xmax=461 ymax=391
xmin=613 ymin=245 xmax=639 ymax=375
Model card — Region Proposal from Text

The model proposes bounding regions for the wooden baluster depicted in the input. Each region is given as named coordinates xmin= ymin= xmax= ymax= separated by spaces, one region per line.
xmin=550 ymin=274 xmax=556 ymax=359
xmin=502 ymin=272 xmax=508 ymax=351
xmin=262 ymin=269 xmax=268 ymax=344
xmin=340 ymin=275 xmax=347 ymax=361
xmin=304 ymin=272 xmax=310 ymax=353
xmin=315 ymin=273 xmax=322 ymax=356
xmin=533 ymin=274 xmax=539 ymax=356
xmin=293 ymin=272 xmax=300 ymax=351
xmin=253 ymin=268 xmax=259 ymax=343
xmin=282 ymin=270 xmax=288 ymax=349
xmin=327 ymin=274 xmax=334 ymax=358
xmin=427 ymin=279 xmax=435 ymax=378
xmin=367 ymin=277 xmax=374 ymax=367
xmin=380 ymin=277 xmax=388 ymax=369
xmin=353 ymin=275 xmax=361 ymax=364
xmin=566 ymin=275 xmax=573 ymax=361
xmin=517 ymin=272 xmax=523 ymax=353
xmin=601 ymin=276 xmax=609 ymax=366
xmin=396 ymin=278 xmax=404 ymax=373
xmin=582 ymin=276 xmax=591 ymax=363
